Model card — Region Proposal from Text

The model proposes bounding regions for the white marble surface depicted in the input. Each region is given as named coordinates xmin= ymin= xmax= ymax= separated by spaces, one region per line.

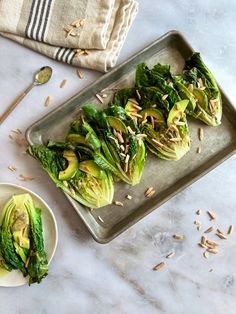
xmin=0 ymin=0 xmax=236 ymax=313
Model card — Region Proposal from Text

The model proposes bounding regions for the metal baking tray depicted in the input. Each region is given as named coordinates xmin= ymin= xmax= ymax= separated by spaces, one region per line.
xmin=26 ymin=31 xmax=236 ymax=243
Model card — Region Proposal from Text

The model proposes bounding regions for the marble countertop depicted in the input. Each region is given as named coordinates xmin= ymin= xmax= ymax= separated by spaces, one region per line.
xmin=0 ymin=0 xmax=236 ymax=313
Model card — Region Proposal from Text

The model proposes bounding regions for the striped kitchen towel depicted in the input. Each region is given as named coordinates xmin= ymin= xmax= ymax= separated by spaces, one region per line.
xmin=0 ymin=0 xmax=138 ymax=72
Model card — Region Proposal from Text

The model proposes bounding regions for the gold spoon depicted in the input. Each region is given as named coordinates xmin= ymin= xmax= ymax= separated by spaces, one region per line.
xmin=0 ymin=66 xmax=53 ymax=125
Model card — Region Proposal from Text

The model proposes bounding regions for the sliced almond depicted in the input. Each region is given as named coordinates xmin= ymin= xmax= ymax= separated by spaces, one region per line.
xmin=136 ymin=89 xmax=141 ymax=100
xmin=228 ymin=225 xmax=234 ymax=235
xmin=145 ymin=187 xmax=154 ymax=195
xmin=136 ymin=134 xmax=147 ymax=139
xmin=197 ymin=147 xmax=202 ymax=154
xmin=95 ymin=93 xmax=104 ymax=104
xmin=194 ymin=220 xmax=201 ymax=226
xmin=114 ymin=201 xmax=124 ymax=207
xmin=76 ymin=68 xmax=84 ymax=79
xmin=44 ymin=96 xmax=52 ymax=107
xmin=19 ymin=174 xmax=34 ymax=181
xmin=217 ymin=228 xmax=225 ymax=235
xmin=97 ymin=216 xmax=104 ymax=223
xmin=173 ymin=234 xmax=184 ymax=240
xmin=196 ymin=209 xmax=201 ymax=215
xmin=207 ymin=248 xmax=219 ymax=254
xmin=206 ymin=240 xmax=219 ymax=247
xmin=198 ymin=243 xmax=207 ymax=249
xmin=150 ymin=116 xmax=155 ymax=129
xmin=125 ymin=154 xmax=130 ymax=164
xmin=146 ymin=190 xmax=155 ymax=198
xmin=60 ymin=79 xmax=67 ymax=88
xmin=127 ymin=126 xmax=135 ymax=135
xmin=216 ymin=233 xmax=227 ymax=240
xmin=116 ymin=132 xmax=124 ymax=144
xmin=199 ymin=127 xmax=204 ymax=141
xmin=203 ymin=251 xmax=209 ymax=259
xmin=201 ymin=236 xmax=206 ymax=245
xmin=162 ymin=94 xmax=168 ymax=100
xmin=153 ymin=262 xmax=165 ymax=271
xmin=166 ymin=252 xmax=175 ymax=259
xmin=126 ymin=195 xmax=132 ymax=200
xmin=207 ymin=211 xmax=216 ymax=220
xmin=204 ymin=226 xmax=213 ymax=234
xmin=8 ymin=165 xmax=17 ymax=171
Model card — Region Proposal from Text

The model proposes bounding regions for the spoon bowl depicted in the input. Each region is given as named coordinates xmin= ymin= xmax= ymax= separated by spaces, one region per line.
xmin=34 ymin=66 xmax=53 ymax=85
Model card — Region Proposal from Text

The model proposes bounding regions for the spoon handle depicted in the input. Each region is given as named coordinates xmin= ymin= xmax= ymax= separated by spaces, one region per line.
xmin=0 ymin=82 xmax=35 ymax=125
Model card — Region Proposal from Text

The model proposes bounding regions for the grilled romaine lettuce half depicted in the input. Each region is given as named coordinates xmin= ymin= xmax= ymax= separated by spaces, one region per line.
xmin=111 ymin=63 xmax=190 ymax=161
xmin=141 ymin=100 xmax=190 ymax=160
xmin=0 ymin=194 xmax=48 ymax=284
xmin=82 ymin=103 xmax=146 ymax=185
xmin=27 ymin=142 xmax=114 ymax=209
xmin=174 ymin=52 xmax=222 ymax=126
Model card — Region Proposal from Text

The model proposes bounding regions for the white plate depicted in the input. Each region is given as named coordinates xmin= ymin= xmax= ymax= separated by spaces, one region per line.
xmin=0 ymin=183 xmax=58 ymax=287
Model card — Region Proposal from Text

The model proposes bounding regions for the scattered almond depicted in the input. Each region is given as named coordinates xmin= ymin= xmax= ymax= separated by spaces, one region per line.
xmin=95 ymin=93 xmax=104 ymax=104
xmin=204 ymin=226 xmax=214 ymax=234
xmin=76 ymin=68 xmax=84 ymax=79
xmin=60 ymin=79 xmax=67 ymax=88
xmin=173 ymin=234 xmax=184 ymax=240
xmin=11 ymin=128 xmax=22 ymax=135
xmin=126 ymin=195 xmax=132 ymax=200
xmin=203 ymin=251 xmax=209 ymax=259
xmin=114 ymin=201 xmax=124 ymax=207
xmin=228 ymin=225 xmax=234 ymax=235
xmin=206 ymin=240 xmax=219 ymax=247
xmin=201 ymin=236 xmax=206 ymax=245
xmin=153 ymin=262 xmax=165 ymax=271
xmin=97 ymin=216 xmax=104 ymax=223
xmin=207 ymin=211 xmax=216 ymax=220
xmin=194 ymin=220 xmax=201 ymax=226
xmin=44 ymin=96 xmax=52 ymax=107
xmin=216 ymin=228 xmax=225 ymax=235
xmin=146 ymin=190 xmax=155 ymax=198
xmin=19 ymin=174 xmax=34 ymax=181
xmin=197 ymin=147 xmax=202 ymax=154
xmin=145 ymin=187 xmax=154 ymax=196
xmin=199 ymin=127 xmax=204 ymax=141
xmin=207 ymin=248 xmax=219 ymax=254
xmin=198 ymin=243 xmax=207 ymax=249
xmin=166 ymin=252 xmax=175 ymax=259
xmin=216 ymin=233 xmax=227 ymax=240
xmin=8 ymin=165 xmax=17 ymax=171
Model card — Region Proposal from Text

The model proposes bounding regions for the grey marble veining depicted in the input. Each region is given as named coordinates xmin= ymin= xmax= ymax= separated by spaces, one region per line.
xmin=0 ymin=0 xmax=236 ymax=313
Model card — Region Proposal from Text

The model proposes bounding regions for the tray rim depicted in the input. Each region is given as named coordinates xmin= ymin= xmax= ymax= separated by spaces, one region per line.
xmin=26 ymin=30 xmax=236 ymax=243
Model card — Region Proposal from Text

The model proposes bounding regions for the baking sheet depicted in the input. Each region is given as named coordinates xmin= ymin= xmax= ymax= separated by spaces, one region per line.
xmin=26 ymin=31 xmax=236 ymax=243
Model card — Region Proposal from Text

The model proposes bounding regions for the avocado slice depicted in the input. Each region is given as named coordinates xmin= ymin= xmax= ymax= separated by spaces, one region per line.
xmin=174 ymin=81 xmax=196 ymax=113
xmin=79 ymin=160 xmax=104 ymax=179
xmin=124 ymin=100 xmax=135 ymax=117
xmin=107 ymin=116 xmax=128 ymax=134
xmin=11 ymin=208 xmax=30 ymax=249
xmin=140 ymin=108 xmax=165 ymax=124
xmin=193 ymin=88 xmax=208 ymax=111
xmin=167 ymin=99 xmax=189 ymax=127
xmin=59 ymin=150 xmax=79 ymax=181
xmin=67 ymin=134 xmax=88 ymax=146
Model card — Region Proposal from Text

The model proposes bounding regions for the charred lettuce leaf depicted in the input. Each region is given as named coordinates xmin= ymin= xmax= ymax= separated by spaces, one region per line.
xmin=174 ymin=52 xmax=222 ymax=126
